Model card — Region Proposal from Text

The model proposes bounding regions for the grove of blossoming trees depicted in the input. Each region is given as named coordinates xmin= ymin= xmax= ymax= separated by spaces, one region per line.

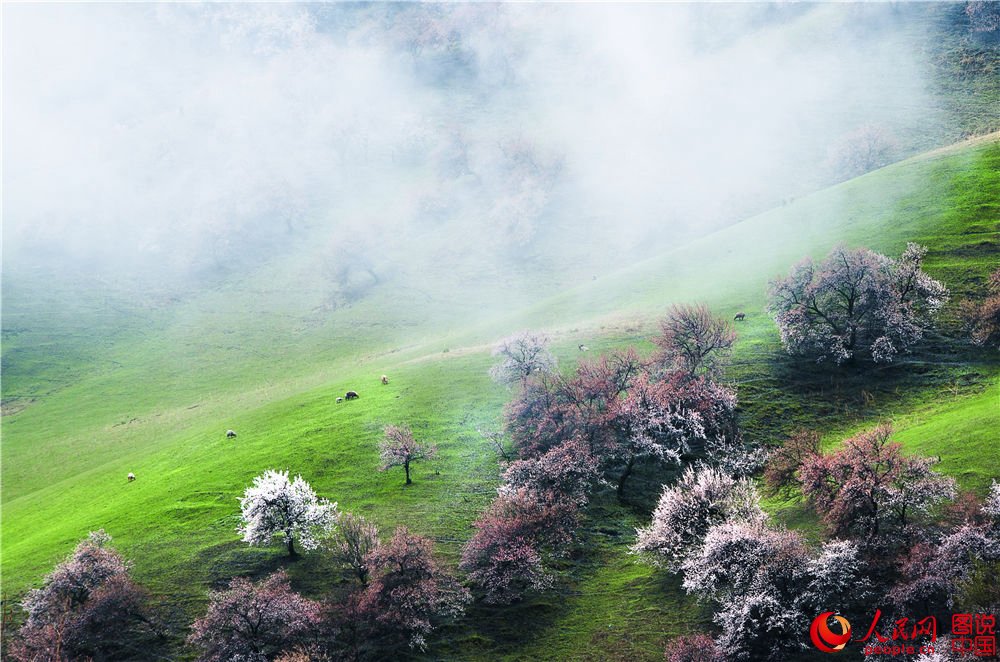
xmin=632 ymin=419 xmax=997 ymax=660
xmin=8 ymin=241 xmax=992 ymax=660
xmin=462 ymin=305 xmax=761 ymax=605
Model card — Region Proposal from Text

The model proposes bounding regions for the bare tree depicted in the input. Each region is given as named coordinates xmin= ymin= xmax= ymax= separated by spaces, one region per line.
xmin=653 ymin=304 xmax=736 ymax=378
xmin=489 ymin=331 xmax=557 ymax=387
xmin=828 ymin=124 xmax=898 ymax=180
xmin=324 ymin=512 xmax=380 ymax=585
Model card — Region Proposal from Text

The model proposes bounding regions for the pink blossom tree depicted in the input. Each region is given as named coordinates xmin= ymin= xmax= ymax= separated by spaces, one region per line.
xmin=664 ymin=633 xmax=725 ymax=662
xmin=503 ymin=348 xmax=643 ymax=460
xmin=461 ymin=486 xmax=579 ymax=604
xmin=501 ymin=437 xmax=598 ymax=507
xmin=356 ymin=527 xmax=470 ymax=650
xmin=10 ymin=531 xmax=156 ymax=662
xmin=799 ymin=424 xmax=956 ymax=540
xmin=966 ymin=1 xmax=1000 ymax=33
xmin=188 ymin=570 xmax=321 ymax=662
xmin=889 ymin=524 xmax=1000 ymax=615
xmin=768 ymin=243 xmax=948 ymax=364
xmin=502 ymin=344 xmax=739 ymax=496
xmin=379 ymin=425 xmax=437 ymax=485
xmin=460 ymin=509 xmax=552 ymax=604
xmin=763 ymin=429 xmax=822 ymax=496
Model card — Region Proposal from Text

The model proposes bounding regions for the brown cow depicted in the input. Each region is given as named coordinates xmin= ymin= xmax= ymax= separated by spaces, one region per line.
xmin=345 ymin=391 xmax=360 ymax=400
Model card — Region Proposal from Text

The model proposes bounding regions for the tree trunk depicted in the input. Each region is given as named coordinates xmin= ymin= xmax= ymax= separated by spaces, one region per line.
xmin=617 ymin=455 xmax=636 ymax=498
xmin=286 ymin=534 xmax=297 ymax=557
xmin=405 ymin=461 xmax=411 ymax=485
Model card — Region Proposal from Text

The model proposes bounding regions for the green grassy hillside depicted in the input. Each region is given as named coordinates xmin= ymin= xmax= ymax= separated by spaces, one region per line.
xmin=2 ymin=134 xmax=998 ymax=659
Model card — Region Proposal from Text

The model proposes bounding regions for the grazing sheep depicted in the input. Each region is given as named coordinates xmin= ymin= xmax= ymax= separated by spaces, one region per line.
xmin=127 ymin=472 xmax=135 ymax=482
xmin=345 ymin=391 xmax=360 ymax=400
xmin=734 ymin=312 xmax=746 ymax=322
xmin=578 ymin=344 xmax=589 ymax=351
xmin=336 ymin=397 xmax=344 ymax=403
xmin=381 ymin=375 xmax=389 ymax=385
xmin=226 ymin=429 xmax=237 ymax=439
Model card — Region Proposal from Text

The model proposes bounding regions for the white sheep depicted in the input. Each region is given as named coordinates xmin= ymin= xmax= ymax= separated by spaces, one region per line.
xmin=127 ymin=472 xmax=136 ymax=482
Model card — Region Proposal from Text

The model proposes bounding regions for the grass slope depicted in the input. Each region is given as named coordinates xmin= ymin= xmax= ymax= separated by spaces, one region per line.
xmin=2 ymin=134 xmax=998 ymax=659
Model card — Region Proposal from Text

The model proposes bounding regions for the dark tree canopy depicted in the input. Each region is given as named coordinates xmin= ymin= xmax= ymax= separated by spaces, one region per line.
xmin=960 ymin=268 xmax=1000 ymax=349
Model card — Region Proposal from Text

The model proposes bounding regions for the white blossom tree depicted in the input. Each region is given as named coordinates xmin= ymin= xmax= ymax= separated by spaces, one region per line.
xmin=238 ymin=470 xmax=338 ymax=556
xmin=768 ymin=243 xmax=948 ymax=364
xmin=681 ymin=520 xmax=812 ymax=661
xmin=828 ymin=124 xmax=898 ymax=180
xmin=489 ymin=330 xmax=557 ymax=387
xmin=983 ymin=480 xmax=1000 ymax=521
xmin=610 ymin=374 xmax=706 ymax=497
xmin=632 ymin=465 xmax=766 ymax=570
xmin=799 ymin=539 xmax=873 ymax=616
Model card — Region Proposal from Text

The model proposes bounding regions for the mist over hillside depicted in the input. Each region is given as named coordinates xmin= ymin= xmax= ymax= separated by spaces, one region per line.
xmin=4 ymin=2 xmax=998 ymax=423
xmin=5 ymin=3 xmax=994 ymax=298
